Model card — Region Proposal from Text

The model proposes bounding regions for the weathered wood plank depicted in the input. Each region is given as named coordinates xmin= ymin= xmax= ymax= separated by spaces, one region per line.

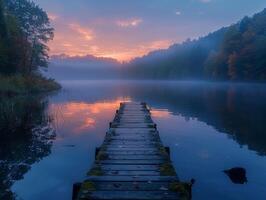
xmin=80 ymin=191 xmax=180 ymax=200
xmin=105 ymin=148 xmax=159 ymax=151
xmin=97 ymin=160 xmax=167 ymax=165
xmin=86 ymin=176 xmax=178 ymax=182
xmin=83 ymin=181 xmax=176 ymax=191
xmin=101 ymin=170 xmax=161 ymax=176
xmin=99 ymin=164 xmax=160 ymax=171
xmin=104 ymin=151 xmax=161 ymax=155
xmin=112 ymin=125 xmax=156 ymax=129
xmin=105 ymin=144 xmax=158 ymax=148
xmin=112 ymin=128 xmax=156 ymax=132
xmin=104 ymin=155 xmax=167 ymax=160
xmin=105 ymin=142 xmax=158 ymax=147
xmin=111 ymin=133 xmax=157 ymax=137
xmin=109 ymin=138 xmax=159 ymax=141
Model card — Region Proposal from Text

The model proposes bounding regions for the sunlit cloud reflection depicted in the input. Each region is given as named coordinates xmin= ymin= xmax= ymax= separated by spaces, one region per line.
xmin=151 ymin=109 xmax=172 ymax=118
xmin=49 ymin=98 xmax=131 ymax=136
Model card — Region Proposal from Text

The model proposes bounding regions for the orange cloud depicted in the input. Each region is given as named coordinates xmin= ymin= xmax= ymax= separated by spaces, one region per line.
xmin=48 ymin=15 xmax=174 ymax=61
xmin=69 ymin=23 xmax=94 ymax=41
xmin=49 ymin=32 xmax=172 ymax=61
xmin=116 ymin=18 xmax=143 ymax=27
xmin=145 ymin=40 xmax=173 ymax=51
xmin=103 ymin=40 xmax=172 ymax=61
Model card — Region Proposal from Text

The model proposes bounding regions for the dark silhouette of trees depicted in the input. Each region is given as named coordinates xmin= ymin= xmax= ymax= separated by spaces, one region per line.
xmin=0 ymin=0 xmax=9 ymax=73
xmin=0 ymin=0 xmax=53 ymax=75
xmin=207 ymin=9 xmax=266 ymax=80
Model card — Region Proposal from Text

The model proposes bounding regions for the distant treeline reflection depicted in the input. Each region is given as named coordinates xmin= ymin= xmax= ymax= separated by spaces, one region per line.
xmin=118 ymin=82 xmax=266 ymax=155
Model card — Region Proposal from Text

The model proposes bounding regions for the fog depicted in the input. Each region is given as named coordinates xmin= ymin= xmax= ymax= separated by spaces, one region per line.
xmin=45 ymin=55 xmax=122 ymax=80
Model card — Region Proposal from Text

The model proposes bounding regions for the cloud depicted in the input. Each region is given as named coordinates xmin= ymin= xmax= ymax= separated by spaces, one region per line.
xmin=62 ymin=43 xmax=72 ymax=47
xmin=145 ymin=40 xmax=172 ymax=50
xmin=48 ymin=13 xmax=59 ymax=21
xmin=47 ymin=16 xmax=173 ymax=62
xmin=100 ymin=40 xmax=172 ymax=62
xmin=134 ymin=40 xmax=173 ymax=57
xmin=69 ymin=23 xmax=94 ymax=41
xmin=116 ymin=18 xmax=143 ymax=27
xmin=47 ymin=21 xmax=96 ymax=57
xmin=175 ymin=11 xmax=181 ymax=15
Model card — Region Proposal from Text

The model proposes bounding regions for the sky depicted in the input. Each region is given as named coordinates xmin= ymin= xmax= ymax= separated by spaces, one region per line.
xmin=34 ymin=0 xmax=266 ymax=62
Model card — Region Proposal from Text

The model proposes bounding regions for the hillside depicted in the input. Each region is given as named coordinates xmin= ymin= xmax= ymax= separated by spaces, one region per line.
xmin=125 ymin=9 xmax=266 ymax=81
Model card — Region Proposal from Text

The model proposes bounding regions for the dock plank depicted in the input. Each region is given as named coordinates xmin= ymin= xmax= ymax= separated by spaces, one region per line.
xmin=75 ymin=102 xmax=184 ymax=200
xmin=80 ymin=191 xmax=180 ymax=200
xmin=83 ymin=181 xmax=177 ymax=191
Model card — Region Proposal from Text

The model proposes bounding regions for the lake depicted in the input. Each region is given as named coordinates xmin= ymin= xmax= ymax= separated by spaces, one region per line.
xmin=1 ymin=80 xmax=266 ymax=200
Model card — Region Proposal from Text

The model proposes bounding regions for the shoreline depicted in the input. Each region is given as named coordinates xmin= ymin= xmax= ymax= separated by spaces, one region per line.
xmin=0 ymin=75 xmax=61 ymax=96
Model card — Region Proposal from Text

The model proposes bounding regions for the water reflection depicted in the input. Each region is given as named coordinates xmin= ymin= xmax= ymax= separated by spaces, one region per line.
xmin=5 ymin=81 xmax=266 ymax=200
xmin=150 ymin=109 xmax=172 ymax=118
xmin=61 ymin=81 xmax=266 ymax=155
xmin=116 ymin=81 xmax=266 ymax=156
xmin=0 ymin=95 xmax=55 ymax=200
xmin=49 ymin=99 xmax=130 ymax=135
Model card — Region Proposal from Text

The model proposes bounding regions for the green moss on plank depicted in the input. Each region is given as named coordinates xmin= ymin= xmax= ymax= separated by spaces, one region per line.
xmin=87 ymin=165 xmax=103 ymax=176
xmin=100 ymin=145 xmax=107 ymax=151
xmin=81 ymin=181 xmax=96 ymax=191
xmin=160 ymin=163 xmax=176 ymax=176
xmin=96 ymin=151 xmax=109 ymax=161
xmin=169 ymin=181 xmax=192 ymax=200
xmin=159 ymin=146 xmax=168 ymax=156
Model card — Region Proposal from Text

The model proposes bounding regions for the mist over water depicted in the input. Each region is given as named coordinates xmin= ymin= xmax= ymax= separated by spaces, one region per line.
xmin=1 ymin=80 xmax=264 ymax=200
xmin=47 ymin=56 xmax=122 ymax=80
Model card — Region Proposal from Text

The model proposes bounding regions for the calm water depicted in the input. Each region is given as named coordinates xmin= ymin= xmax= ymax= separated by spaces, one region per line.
xmin=1 ymin=80 xmax=266 ymax=200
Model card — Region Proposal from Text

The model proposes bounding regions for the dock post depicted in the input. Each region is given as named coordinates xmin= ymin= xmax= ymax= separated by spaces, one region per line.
xmin=72 ymin=182 xmax=81 ymax=200
xmin=95 ymin=147 xmax=100 ymax=159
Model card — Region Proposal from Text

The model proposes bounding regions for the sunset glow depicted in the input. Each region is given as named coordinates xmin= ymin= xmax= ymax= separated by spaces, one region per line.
xmin=36 ymin=0 xmax=266 ymax=61
xmin=47 ymin=17 xmax=173 ymax=61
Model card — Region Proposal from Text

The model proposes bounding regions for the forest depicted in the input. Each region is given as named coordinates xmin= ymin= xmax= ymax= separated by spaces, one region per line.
xmin=0 ymin=0 xmax=60 ymax=94
xmin=125 ymin=9 xmax=266 ymax=81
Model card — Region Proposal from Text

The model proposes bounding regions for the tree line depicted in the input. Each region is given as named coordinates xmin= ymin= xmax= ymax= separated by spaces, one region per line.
xmin=125 ymin=9 xmax=266 ymax=81
xmin=0 ymin=0 xmax=53 ymax=76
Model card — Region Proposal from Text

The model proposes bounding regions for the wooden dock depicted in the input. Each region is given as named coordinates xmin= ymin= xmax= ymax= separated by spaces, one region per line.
xmin=74 ymin=102 xmax=192 ymax=200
